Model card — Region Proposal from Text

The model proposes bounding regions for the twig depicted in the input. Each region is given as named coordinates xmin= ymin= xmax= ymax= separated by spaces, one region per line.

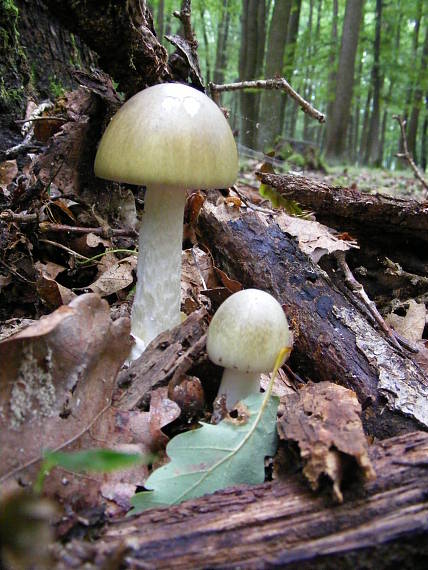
xmin=39 ymin=222 xmax=138 ymax=238
xmin=38 ymin=238 xmax=89 ymax=260
xmin=209 ymin=78 xmax=326 ymax=124
xmin=0 ymin=210 xmax=38 ymax=223
xmin=15 ymin=116 xmax=67 ymax=125
xmin=393 ymin=115 xmax=428 ymax=193
xmin=173 ymin=0 xmax=195 ymax=43
xmin=231 ymin=185 xmax=274 ymax=214
xmin=334 ymin=251 xmax=417 ymax=353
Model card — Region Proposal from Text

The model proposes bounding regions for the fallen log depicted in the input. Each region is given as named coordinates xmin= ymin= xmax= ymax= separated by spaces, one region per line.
xmin=54 ymin=431 xmax=428 ymax=569
xmin=198 ymin=202 xmax=428 ymax=438
xmin=257 ymin=171 xmax=428 ymax=247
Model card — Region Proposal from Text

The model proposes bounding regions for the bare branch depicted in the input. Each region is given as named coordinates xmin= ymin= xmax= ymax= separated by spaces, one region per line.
xmin=393 ymin=114 xmax=428 ymax=193
xmin=209 ymin=78 xmax=326 ymax=123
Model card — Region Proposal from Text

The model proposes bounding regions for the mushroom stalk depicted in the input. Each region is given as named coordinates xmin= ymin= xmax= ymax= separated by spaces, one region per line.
xmin=218 ymin=368 xmax=261 ymax=410
xmin=131 ymin=185 xmax=187 ymax=353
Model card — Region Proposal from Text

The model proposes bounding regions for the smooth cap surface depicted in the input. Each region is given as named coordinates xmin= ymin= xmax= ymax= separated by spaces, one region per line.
xmin=94 ymin=83 xmax=238 ymax=189
xmin=206 ymin=289 xmax=292 ymax=373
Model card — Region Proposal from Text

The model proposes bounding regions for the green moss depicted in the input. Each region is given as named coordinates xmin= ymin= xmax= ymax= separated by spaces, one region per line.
xmin=49 ymin=75 xmax=66 ymax=99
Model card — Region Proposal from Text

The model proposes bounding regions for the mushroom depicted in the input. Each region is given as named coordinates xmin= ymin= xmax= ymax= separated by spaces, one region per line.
xmin=94 ymin=83 xmax=238 ymax=358
xmin=206 ymin=289 xmax=293 ymax=409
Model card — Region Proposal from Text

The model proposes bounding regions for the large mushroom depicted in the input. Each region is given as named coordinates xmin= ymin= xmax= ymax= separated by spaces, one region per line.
xmin=94 ymin=83 xmax=238 ymax=358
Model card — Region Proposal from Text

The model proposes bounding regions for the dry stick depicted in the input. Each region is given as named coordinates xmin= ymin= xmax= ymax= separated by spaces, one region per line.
xmin=39 ymin=222 xmax=138 ymax=238
xmin=0 ymin=210 xmax=38 ymax=223
xmin=334 ymin=250 xmax=417 ymax=353
xmin=15 ymin=116 xmax=67 ymax=125
xmin=209 ymin=78 xmax=326 ymax=123
xmin=173 ymin=0 xmax=195 ymax=43
xmin=393 ymin=114 xmax=428 ymax=193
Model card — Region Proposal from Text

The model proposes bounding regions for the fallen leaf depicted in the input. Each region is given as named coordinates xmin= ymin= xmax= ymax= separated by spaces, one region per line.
xmin=276 ymin=213 xmax=359 ymax=263
xmin=0 ymin=160 xmax=18 ymax=189
xmin=89 ymin=256 xmax=137 ymax=296
xmin=131 ymin=392 xmax=279 ymax=512
xmin=0 ymin=294 xmax=131 ymax=495
xmin=278 ymin=381 xmax=375 ymax=502
xmin=385 ymin=299 xmax=426 ymax=343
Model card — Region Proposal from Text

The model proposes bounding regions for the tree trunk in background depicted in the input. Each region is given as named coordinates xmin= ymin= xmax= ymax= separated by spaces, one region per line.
xmin=239 ymin=0 xmax=266 ymax=148
xmin=303 ymin=0 xmax=322 ymax=141
xmin=325 ymin=0 xmax=339 ymax=139
xmin=213 ymin=0 xmax=231 ymax=85
xmin=281 ymin=0 xmax=302 ymax=136
xmin=156 ymin=0 xmax=164 ymax=42
xmin=364 ymin=0 xmax=383 ymax=167
xmin=407 ymin=25 xmax=428 ymax=165
xmin=422 ymin=94 xmax=428 ymax=172
xmin=359 ymin=87 xmax=372 ymax=162
xmin=199 ymin=7 xmax=211 ymax=83
xmin=257 ymin=0 xmax=292 ymax=150
xmin=325 ymin=0 xmax=364 ymax=162
xmin=351 ymin=57 xmax=363 ymax=162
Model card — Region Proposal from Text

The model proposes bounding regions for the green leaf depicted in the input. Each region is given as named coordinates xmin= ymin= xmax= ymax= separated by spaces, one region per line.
xmin=130 ymin=393 xmax=279 ymax=512
xmin=43 ymin=449 xmax=150 ymax=473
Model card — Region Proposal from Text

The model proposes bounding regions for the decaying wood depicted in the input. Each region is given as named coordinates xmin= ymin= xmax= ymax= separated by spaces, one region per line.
xmin=257 ymin=171 xmax=428 ymax=246
xmin=44 ymin=0 xmax=169 ymax=96
xmin=54 ymin=431 xmax=428 ymax=569
xmin=115 ymin=308 xmax=210 ymax=410
xmin=198 ymin=202 xmax=428 ymax=438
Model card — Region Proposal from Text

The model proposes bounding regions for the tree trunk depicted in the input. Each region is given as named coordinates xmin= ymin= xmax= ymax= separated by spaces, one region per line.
xmin=325 ymin=0 xmax=364 ymax=161
xmin=407 ymin=26 xmax=428 ymax=165
xmin=257 ymin=0 xmax=292 ymax=150
xmin=43 ymin=0 xmax=168 ymax=97
xmin=239 ymin=0 xmax=266 ymax=148
xmin=281 ymin=0 xmax=302 ymax=136
xmin=213 ymin=0 xmax=231 ymax=85
xmin=156 ymin=0 xmax=165 ymax=42
xmin=364 ymin=0 xmax=383 ymax=167
xmin=359 ymin=86 xmax=372 ymax=163
xmin=0 ymin=0 xmax=95 ymax=151
xmin=325 ymin=0 xmax=339 ymax=130
xmin=199 ymin=6 xmax=211 ymax=83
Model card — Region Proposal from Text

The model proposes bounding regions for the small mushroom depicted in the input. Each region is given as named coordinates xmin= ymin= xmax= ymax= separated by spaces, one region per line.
xmin=206 ymin=289 xmax=293 ymax=409
xmin=94 ymin=83 xmax=238 ymax=358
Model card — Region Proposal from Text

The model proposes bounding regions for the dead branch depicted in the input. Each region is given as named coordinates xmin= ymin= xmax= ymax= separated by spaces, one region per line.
xmin=393 ymin=114 xmax=428 ymax=193
xmin=54 ymin=431 xmax=428 ymax=569
xmin=209 ymin=78 xmax=326 ymax=123
xmin=39 ymin=222 xmax=138 ymax=238
xmin=256 ymin=171 xmax=428 ymax=245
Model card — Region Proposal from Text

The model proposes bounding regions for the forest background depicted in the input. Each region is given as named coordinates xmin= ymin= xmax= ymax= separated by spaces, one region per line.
xmin=148 ymin=0 xmax=428 ymax=172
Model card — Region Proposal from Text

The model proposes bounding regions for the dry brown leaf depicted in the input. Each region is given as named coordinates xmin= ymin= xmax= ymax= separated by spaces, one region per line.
xmin=385 ymin=299 xmax=426 ymax=343
xmin=278 ymin=381 xmax=375 ymax=502
xmin=43 ymin=387 xmax=180 ymax=514
xmin=89 ymin=255 xmax=137 ymax=296
xmin=0 ymin=160 xmax=18 ymax=189
xmin=35 ymin=261 xmax=76 ymax=308
xmin=276 ymin=212 xmax=359 ymax=263
xmin=0 ymin=294 xmax=131 ymax=494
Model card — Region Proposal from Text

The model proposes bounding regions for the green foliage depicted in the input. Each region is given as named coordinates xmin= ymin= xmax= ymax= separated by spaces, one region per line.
xmin=48 ymin=75 xmax=66 ymax=99
xmin=130 ymin=392 xmax=279 ymax=512
xmin=34 ymin=449 xmax=151 ymax=494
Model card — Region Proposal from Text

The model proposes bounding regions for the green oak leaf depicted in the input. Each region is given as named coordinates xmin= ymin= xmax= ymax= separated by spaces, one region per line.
xmin=130 ymin=392 xmax=279 ymax=513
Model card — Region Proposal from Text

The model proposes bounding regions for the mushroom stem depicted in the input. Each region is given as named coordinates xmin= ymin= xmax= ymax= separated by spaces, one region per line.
xmin=131 ymin=185 xmax=187 ymax=355
xmin=218 ymin=368 xmax=261 ymax=410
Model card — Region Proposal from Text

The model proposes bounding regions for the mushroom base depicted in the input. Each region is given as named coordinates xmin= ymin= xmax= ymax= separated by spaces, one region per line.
xmin=218 ymin=368 xmax=261 ymax=410
xmin=131 ymin=185 xmax=187 ymax=358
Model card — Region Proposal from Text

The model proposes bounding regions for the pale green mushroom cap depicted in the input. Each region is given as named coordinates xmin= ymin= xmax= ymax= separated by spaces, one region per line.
xmin=94 ymin=83 xmax=238 ymax=189
xmin=207 ymin=289 xmax=292 ymax=374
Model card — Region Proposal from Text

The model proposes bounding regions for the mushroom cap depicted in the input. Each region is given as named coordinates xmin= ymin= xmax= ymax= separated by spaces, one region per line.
xmin=94 ymin=83 xmax=238 ymax=189
xmin=206 ymin=289 xmax=292 ymax=373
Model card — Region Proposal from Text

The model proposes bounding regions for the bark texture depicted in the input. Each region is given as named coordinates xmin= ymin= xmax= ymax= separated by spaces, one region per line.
xmin=257 ymin=172 xmax=428 ymax=244
xmin=198 ymin=201 xmax=428 ymax=438
xmin=54 ymin=431 xmax=428 ymax=569
xmin=43 ymin=0 xmax=169 ymax=97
